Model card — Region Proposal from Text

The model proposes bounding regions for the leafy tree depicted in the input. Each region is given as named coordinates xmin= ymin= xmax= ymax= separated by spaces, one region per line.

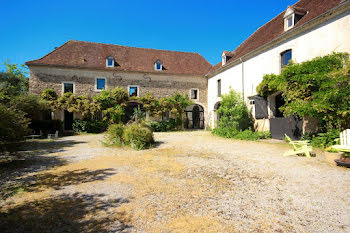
xmin=256 ymin=53 xmax=350 ymax=130
xmin=9 ymin=94 xmax=48 ymax=119
xmin=0 ymin=104 xmax=30 ymax=142
xmin=0 ymin=61 xmax=28 ymax=103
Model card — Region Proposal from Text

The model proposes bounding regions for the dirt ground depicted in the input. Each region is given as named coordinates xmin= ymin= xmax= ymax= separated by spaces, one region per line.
xmin=0 ymin=131 xmax=349 ymax=233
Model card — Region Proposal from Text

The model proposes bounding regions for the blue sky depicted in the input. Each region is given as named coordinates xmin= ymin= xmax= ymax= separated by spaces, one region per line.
xmin=0 ymin=0 xmax=298 ymax=73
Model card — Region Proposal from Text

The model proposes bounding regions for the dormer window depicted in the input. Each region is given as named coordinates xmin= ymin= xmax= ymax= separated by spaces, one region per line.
xmin=154 ymin=59 xmax=162 ymax=71
xmin=106 ymin=56 xmax=114 ymax=67
xmin=284 ymin=6 xmax=307 ymax=31
xmin=222 ymin=51 xmax=233 ymax=66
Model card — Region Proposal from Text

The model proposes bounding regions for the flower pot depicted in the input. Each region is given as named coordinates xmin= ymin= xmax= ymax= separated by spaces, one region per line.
xmin=335 ymin=159 xmax=350 ymax=168
xmin=324 ymin=151 xmax=344 ymax=165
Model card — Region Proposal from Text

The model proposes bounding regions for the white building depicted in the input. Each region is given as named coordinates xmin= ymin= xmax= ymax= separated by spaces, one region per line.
xmin=207 ymin=0 xmax=350 ymax=138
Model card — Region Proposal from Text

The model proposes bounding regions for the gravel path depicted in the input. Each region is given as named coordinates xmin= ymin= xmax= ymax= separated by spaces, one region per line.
xmin=1 ymin=131 xmax=350 ymax=232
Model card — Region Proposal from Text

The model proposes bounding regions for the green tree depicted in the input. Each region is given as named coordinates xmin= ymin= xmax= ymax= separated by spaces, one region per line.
xmin=0 ymin=104 xmax=30 ymax=142
xmin=10 ymin=94 xmax=48 ymax=119
xmin=0 ymin=61 xmax=28 ymax=103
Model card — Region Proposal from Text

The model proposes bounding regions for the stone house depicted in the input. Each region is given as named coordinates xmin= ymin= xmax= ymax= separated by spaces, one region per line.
xmin=27 ymin=0 xmax=350 ymax=137
xmin=26 ymin=40 xmax=212 ymax=130
xmin=206 ymin=0 xmax=350 ymax=139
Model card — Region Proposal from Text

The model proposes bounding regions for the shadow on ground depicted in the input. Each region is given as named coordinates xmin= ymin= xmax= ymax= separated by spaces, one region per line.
xmin=0 ymin=192 xmax=132 ymax=233
xmin=0 ymin=139 xmax=87 ymax=200
xmin=1 ymin=168 xmax=117 ymax=200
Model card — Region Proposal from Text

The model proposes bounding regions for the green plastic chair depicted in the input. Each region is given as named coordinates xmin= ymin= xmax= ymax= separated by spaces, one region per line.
xmin=283 ymin=134 xmax=313 ymax=158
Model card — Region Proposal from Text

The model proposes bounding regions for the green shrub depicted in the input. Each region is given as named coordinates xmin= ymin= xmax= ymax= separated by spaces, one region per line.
xmin=123 ymin=123 xmax=154 ymax=150
xmin=213 ymin=127 xmax=271 ymax=141
xmin=0 ymin=104 xmax=30 ymax=142
xmin=302 ymin=129 xmax=340 ymax=149
xmin=72 ymin=119 xmax=107 ymax=133
xmin=215 ymin=89 xmax=253 ymax=132
xmin=105 ymin=124 xmax=125 ymax=146
xmin=147 ymin=118 xmax=178 ymax=132
xmin=256 ymin=131 xmax=272 ymax=139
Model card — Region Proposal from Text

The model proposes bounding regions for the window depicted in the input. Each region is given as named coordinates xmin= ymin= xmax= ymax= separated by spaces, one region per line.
xmin=190 ymin=89 xmax=198 ymax=100
xmin=63 ymin=82 xmax=74 ymax=93
xmin=217 ymin=79 xmax=221 ymax=97
xmin=154 ymin=60 xmax=162 ymax=71
xmin=106 ymin=56 xmax=114 ymax=67
xmin=281 ymin=50 xmax=292 ymax=68
xmin=96 ymin=78 xmax=106 ymax=90
xmin=129 ymin=86 xmax=139 ymax=97
xmin=93 ymin=111 xmax=103 ymax=121
xmin=283 ymin=7 xmax=306 ymax=31
xmin=162 ymin=111 xmax=170 ymax=121
xmin=286 ymin=16 xmax=293 ymax=28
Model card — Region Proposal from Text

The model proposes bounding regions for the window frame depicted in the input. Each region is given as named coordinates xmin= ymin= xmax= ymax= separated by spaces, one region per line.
xmin=128 ymin=85 xmax=139 ymax=97
xmin=217 ymin=79 xmax=221 ymax=97
xmin=106 ymin=56 xmax=114 ymax=67
xmin=95 ymin=77 xmax=107 ymax=92
xmin=280 ymin=49 xmax=292 ymax=69
xmin=154 ymin=60 xmax=163 ymax=71
xmin=190 ymin=88 xmax=199 ymax=100
xmin=284 ymin=14 xmax=294 ymax=31
xmin=62 ymin=81 xmax=75 ymax=94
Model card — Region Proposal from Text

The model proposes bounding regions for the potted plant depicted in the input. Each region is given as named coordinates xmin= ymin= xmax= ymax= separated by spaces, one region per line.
xmin=324 ymin=146 xmax=344 ymax=166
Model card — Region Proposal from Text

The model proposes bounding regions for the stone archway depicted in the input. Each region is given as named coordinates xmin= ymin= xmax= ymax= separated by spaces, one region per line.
xmin=214 ymin=101 xmax=221 ymax=127
xmin=123 ymin=101 xmax=144 ymax=123
xmin=185 ymin=104 xmax=205 ymax=129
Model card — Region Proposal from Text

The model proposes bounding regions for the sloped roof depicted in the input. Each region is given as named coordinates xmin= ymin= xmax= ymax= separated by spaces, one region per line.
xmin=209 ymin=0 xmax=346 ymax=75
xmin=26 ymin=40 xmax=212 ymax=76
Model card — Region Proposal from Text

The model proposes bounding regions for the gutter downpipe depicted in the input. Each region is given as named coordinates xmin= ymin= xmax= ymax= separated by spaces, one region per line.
xmin=239 ymin=58 xmax=245 ymax=103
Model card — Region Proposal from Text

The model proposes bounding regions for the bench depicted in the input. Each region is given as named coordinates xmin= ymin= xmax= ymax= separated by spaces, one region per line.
xmin=332 ymin=129 xmax=350 ymax=152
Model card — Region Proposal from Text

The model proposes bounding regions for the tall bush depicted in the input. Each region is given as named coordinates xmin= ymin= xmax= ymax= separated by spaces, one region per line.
xmin=123 ymin=123 xmax=154 ymax=150
xmin=0 ymin=104 xmax=30 ymax=142
xmin=215 ymin=89 xmax=252 ymax=132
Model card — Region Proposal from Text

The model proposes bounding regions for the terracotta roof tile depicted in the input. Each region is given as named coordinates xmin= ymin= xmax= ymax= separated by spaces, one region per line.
xmin=209 ymin=0 xmax=345 ymax=75
xmin=26 ymin=40 xmax=212 ymax=76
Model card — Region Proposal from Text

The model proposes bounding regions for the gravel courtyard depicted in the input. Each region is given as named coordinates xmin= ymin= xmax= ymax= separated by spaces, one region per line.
xmin=1 ymin=131 xmax=350 ymax=232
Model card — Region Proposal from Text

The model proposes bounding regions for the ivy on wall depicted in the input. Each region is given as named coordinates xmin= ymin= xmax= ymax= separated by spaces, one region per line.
xmin=256 ymin=53 xmax=350 ymax=130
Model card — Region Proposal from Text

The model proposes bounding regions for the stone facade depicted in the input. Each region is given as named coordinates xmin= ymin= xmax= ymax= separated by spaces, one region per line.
xmin=28 ymin=65 xmax=208 ymax=126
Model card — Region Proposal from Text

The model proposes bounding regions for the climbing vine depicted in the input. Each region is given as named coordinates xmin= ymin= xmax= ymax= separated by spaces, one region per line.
xmin=256 ymin=53 xmax=350 ymax=130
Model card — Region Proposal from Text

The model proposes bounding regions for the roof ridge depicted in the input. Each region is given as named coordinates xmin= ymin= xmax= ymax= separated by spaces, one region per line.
xmin=70 ymin=39 xmax=202 ymax=55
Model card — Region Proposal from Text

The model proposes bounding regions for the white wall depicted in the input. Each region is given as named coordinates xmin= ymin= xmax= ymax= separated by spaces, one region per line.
xmin=208 ymin=11 xmax=350 ymax=128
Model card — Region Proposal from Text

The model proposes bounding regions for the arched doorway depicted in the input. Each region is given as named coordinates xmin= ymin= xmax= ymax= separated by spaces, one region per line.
xmin=185 ymin=104 xmax=204 ymax=129
xmin=124 ymin=102 xmax=144 ymax=123
xmin=214 ymin=101 xmax=221 ymax=127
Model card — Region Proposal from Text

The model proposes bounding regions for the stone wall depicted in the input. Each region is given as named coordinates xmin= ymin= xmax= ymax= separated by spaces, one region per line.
xmin=29 ymin=65 xmax=208 ymax=124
